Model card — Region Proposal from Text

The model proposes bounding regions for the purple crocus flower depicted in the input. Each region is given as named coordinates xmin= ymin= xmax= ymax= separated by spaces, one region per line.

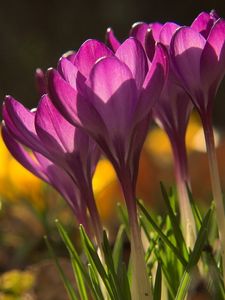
xmin=149 ymin=22 xmax=197 ymax=248
xmin=48 ymin=37 xmax=168 ymax=299
xmin=2 ymin=94 xmax=102 ymax=245
xmin=170 ymin=10 xmax=225 ymax=281
xmin=107 ymin=18 xmax=198 ymax=248
xmin=106 ymin=22 xmax=163 ymax=57
xmin=170 ymin=10 xmax=221 ymax=116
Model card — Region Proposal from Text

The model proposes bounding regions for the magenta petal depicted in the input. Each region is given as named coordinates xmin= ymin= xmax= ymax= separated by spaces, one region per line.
xmin=87 ymin=56 xmax=137 ymax=136
xmin=116 ymin=38 xmax=148 ymax=90
xmin=35 ymin=95 xmax=76 ymax=157
xmin=191 ymin=11 xmax=217 ymax=38
xmin=137 ymin=44 xmax=168 ymax=123
xmin=170 ymin=26 xmax=205 ymax=95
xmin=58 ymin=57 xmax=78 ymax=89
xmin=74 ymin=39 xmax=113 ymax=78
xmin=149 ymin=22 xmax=163 ymax=42
xmin=159 ymin=22 xmax=180 ymax=47
xmin=34 ymin=152 xmax=82 ymax=212
xmin=48 ymin=69 xmax=82 ymax=127
xmin=153 ymin=82 xmax=193 ymax=139
xmin=62 ymin=50 xmax=76 ymax=64
xmin=130 ymin=22 xmax=149 ymax=46
xmin=201 ymin=19 xmax=225 ymax=95
xmin=48 ymin=68 xmax=106 ymax=137
xmin=106 ymin=28 xmax=120 ymax=52
xmin=1 ymin=126 xmax=48 ymax=182
xmin=3 ymin=96 xmax=48 ymax=156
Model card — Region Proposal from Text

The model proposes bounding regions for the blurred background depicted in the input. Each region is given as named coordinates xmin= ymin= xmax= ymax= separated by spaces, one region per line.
xmin=1 ymin=1 xmax=225 ymax=299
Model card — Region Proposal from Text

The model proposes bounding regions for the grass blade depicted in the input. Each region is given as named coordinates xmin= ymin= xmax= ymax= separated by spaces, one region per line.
xmin=138 ymin=200 xmax=187 ymax=266
xmin=153 ymin=263 xmax=162 ymax=300
xmin=175 ymin=207 xmax=212 ymax=300
xmin=44 ymin=236 xmax=78 ymax=300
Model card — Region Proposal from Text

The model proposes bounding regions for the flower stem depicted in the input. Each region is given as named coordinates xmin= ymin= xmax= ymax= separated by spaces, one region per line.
xmin=201 ymin=112 xmax=225 ymax=284
xmin=85 ymin=186 xmax=103 ymax=250
xmin=120 ymin=169 xmax=152 ymax=300
xmin=172 ymin=138 xmax=196 ymax=249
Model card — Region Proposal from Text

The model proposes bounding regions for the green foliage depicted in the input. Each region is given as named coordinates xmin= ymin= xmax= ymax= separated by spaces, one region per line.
xmin=45 ymin=186 xmax=224 ymax=299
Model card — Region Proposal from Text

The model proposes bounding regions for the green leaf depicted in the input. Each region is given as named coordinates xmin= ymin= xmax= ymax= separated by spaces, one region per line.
xmin=44 ymin=236 xmax=78 ymax=300
xmin=186 ymin=184 xmax=202 ymax=231
xmin=160 ymin=183 xmax=189 ymax=259
xmin=112 ymin=225 xmax=126 ymax=273
xmin=102 ymin=231 xmax=121 ymax=299
xmin=79 ymin=225 xmax=116 ymax=300
xmin=175 ymin=207 xmax=213 ymax=300
xmin=153 ymin=263 xmax=162 ymax=300
xmin=88 ymin=264 xmax=105 ymax=300
xmin=138 ymin=200 xmax=187 ymax=266
xmin=55 ymin=220 xmax=93 ymax=299
xmin=117 ymin=203 xmax=129 ymax=236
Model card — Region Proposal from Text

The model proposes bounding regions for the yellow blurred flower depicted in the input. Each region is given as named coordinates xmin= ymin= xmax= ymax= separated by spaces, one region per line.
xmin=186 ymin=114 xmax=220 ymax=152
xmin=0 ymin=270 xmax=35 ymax=295
xmin=0 ymin=134 xmax=45 ymax=210
xmin=145 ymin=113 xmax=220 ymax=161
xmin=93 ymin=159 xmax=122 ymax=222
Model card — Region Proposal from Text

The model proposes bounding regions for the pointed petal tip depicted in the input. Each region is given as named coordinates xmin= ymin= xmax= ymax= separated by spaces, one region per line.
xmin=62 ymin=50 xmax=75 ymax=58
xmin=47 ymin=68 xmax=58 ymax=82
xmin=210 ymin=9 xmax=219 ymax=19
xmin=131 ymin=21 xmax=146 ymax=29
xmin=106 ymin=27 xmax=112 ymax=33
xmin=5 ymin=95 xmax=12 ymax=101
xmin=47 ymin=67 xmax=54 ymax=75
xmin=35 ymin=68 xmax=43 ymax=74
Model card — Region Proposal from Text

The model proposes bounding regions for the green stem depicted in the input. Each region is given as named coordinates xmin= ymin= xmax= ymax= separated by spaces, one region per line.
xmin=201 ymin=112 xmax=225 ymax=284
xmin=120 ymin=169 xmax=152 ymax=300
xmin=172 ymin=140 xmax=196 ymax=249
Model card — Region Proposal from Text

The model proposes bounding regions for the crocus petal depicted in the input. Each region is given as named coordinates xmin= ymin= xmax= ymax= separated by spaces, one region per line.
xmin=1 ymin=126 xmax=48 ymax=182
xmin=62 ymin=50 xmax=76 ymax=64
xmin=159 ymin=22 xmax=180 ymax=47
xmin=130 ymin=22 xmax=149 ymax=46
xmin=74 ymin=39 xmax=113 ymax=78
xmin=34 ymin=152 xmax=82 ymax=213
xmin=153 ymin=81 xmax=193 ymax=139
xmin=87 ymin=56 xmax=137 ymax=137
xmin=35 ymin=94 xmax=76 ymax=157
xmin=201 ymin=19 xmax=225 ymax=95
xmin=106 ymin=28 xmax=120 ymax=52
xmin=149 ymin=22 xmax=163 ymax=41
xmin=191 ymin=11 xmax=218 ymax=38
xmin=58 ymin=57 xmax=78 ymax=89
xmin=170 ymin=26 xmax=206 ymax=96
xmin=116 ymin=38 xmax=148 ymax=90
xmin=137 ymin=43 xmax=168 ymax=123
xmin=48 ymin=68 xmax=82 ymax=126
xmin=3 ymin=96 xmax=48 ymax=156
xmin=48 ymin=68 xmax=107 ymax=137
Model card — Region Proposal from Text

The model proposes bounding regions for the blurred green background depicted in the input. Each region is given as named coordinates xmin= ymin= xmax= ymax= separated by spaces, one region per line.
xmin=1 ymin=0 xmax=225 ymax=125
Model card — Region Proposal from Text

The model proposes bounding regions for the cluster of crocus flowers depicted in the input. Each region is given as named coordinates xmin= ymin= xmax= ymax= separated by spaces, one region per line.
xmin=2 ymin=10 xmax=225 ymax=299
xmin=107 ymin=11 xmax=225 ymax=251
